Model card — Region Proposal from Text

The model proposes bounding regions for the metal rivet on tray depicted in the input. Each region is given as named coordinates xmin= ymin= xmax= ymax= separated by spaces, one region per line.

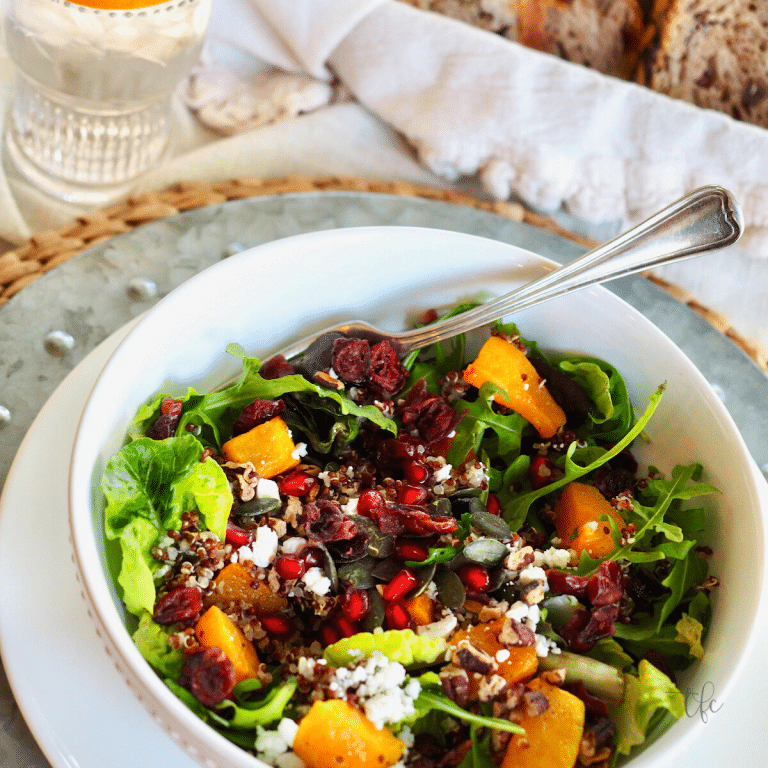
xmin=0 ymin=405 xmax=10 ymax=426
xmin=222 ymin=242 xmax=246 ymax=259
xmin=126 ymin=276 xmax=157 ymax=302
xmin=44 ymin=330 xmax=75 ymax=356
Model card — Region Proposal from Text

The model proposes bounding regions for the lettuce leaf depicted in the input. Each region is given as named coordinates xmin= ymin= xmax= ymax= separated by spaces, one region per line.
xmin=612 ymin=660 xmax=685 ymax=756
xmin=133 ymin=611 xmax=185 ymax=679
xmin=102 ymin=434 xmax=232 ymax=614
xmin=323 ymin=629 xmax=448 ymax=668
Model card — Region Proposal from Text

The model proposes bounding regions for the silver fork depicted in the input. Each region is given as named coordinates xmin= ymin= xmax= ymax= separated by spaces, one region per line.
xmin=280 ymin=185 xmax=742 ymax=368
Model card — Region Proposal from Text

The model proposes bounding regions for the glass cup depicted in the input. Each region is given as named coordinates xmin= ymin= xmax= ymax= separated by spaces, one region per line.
xmin=3 ymin=0 xmax=212 ymax=204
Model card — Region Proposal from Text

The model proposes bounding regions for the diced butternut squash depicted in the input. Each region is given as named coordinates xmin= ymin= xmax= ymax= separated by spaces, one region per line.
xmin=293 ymin=699 xmax=404 ymax=768
xmin=464 ymin=336 xmax=566 ymax=438
xmin=221 ymin=416 xmax=300 ymax=479
xmin=501 ymin=676 xmax=585 ymax=768
xmin=553 ymin=482 xmax=625 ymax=560
xmin=449 ymin=618 xmax=538 ymax=698
xmin=404 ymin=593 xmax=434 ymax=626
xmin=195 ymin=605 xmax=261 ymax=684
xmin=205 ymin=561 xmax=287 ymax=613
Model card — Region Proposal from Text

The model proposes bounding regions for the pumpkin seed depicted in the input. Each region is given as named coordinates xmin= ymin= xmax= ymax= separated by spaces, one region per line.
xmin=322 ymin=547 xmax=339 ymax=593
xmin=464 ymin=538 xmax=508 ymax=565
xmin=355 ymin=517 xmax=395 ymax=559
xmin=434 ymin=568 xmax=466 ymax=609
xmin=405 ymin=562 xmax=437 ymax=599
xmin=428 ymin=498 xmax=452 ymax=517
xmin=362 ymin=588 xmax=385 ymax=631
xmin=235 ymin=497 xmax=281 ymax=518
xmin=337 ymin=556 xmax=378 ymax=590
xmin=371 ymin=556 xmax=402 ymax=582
xmin=471 ymin=507 xmax=512 ymax=539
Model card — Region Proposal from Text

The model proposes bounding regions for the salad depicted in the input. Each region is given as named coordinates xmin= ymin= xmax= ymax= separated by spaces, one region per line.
xmin=102 ymin=314 xmax=718 ymax=768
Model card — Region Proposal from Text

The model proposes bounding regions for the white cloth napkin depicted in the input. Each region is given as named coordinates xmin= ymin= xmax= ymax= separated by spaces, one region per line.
xmin=204 ymin=0 xmax=768 ymax=258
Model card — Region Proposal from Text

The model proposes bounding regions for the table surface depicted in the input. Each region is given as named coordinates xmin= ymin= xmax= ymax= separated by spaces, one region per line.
xmin=2 ymin=191 xmax=768 ymax=768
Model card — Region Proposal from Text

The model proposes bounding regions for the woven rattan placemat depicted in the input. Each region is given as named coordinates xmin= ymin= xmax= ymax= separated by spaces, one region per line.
xmin=1 ymin=175 xmax=765 ymax=371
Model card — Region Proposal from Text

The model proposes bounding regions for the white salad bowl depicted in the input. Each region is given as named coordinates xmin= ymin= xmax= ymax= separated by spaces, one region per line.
xmin=69 ymin=226 xmax=768 ymax=768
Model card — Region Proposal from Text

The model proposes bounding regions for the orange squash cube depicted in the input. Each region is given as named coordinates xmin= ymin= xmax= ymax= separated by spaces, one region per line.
xmin=553 ymin=482 xmax=625 ymax=560
xmin=221 ymin=416 xmax=300 ymax=479
xmin=501 ymin=676 xmax=585 ymax=768
xmin=464 ymin=336 xmax=566 ymax=438
xmin=195 ymin=605 xmax=261 ymax=684
xmin=206 ymin=562 xmax=287 ymax=613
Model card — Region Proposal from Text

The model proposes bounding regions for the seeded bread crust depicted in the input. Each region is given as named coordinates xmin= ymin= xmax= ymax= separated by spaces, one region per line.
xmin=401 ymin=0 xmax=647 ymax=79
xmin=644 ymin=0 xmax=768 ymax=127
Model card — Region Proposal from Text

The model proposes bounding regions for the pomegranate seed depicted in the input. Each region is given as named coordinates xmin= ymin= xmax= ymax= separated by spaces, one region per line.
xmin=225 ymin=524 xmax=251 ymax=547
xmin=340 ymin=586 xmax=370 ymax=621
xmin=397 ymin=484 xmax=428 ymax=505
xmin=260 ymin=614 xmax=295 ymax=638
xmin=335 ymin=615 xmax=360 ymax=638
xmin=403 ymin=460 xmax=429 ymax=484
xmin=301 ymin=547 xmax=325 ymax=568
xmin=382 ymin=567 xmax=418 ymax=601
xmin=486 ymin=493 xmax=502 ymax=516
xmin=279 ymin=470 xmax=318 ymax=497
xmin=458 ymin=563 xmax=491 ymax=593
xmin=357 ymin=489 xmax=385 ymax=516
xmin=529 ymin=455 xmax=556 ymax=490
xmin=320 ymin=623 xmax=341 ymax=646
xmin=274 ymin=554 xmax=306 ymax=580
xmin=385 ymin=602 xmax=414 ymax=630
xmin=393 ymin=539 xmax=430 ymax=562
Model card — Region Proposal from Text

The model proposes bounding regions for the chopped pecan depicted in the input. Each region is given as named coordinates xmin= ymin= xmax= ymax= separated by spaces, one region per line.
xmin=579 ymin=718 xmax=617 ymax=767
xmin=540 ymin=667 xmax=567 ymax=686
xmin=313 ymin=371 xmax=345 ymax=391
xmin=453 ymin=639 xmax=498 ymax=675
xmin=505 ymin=545 xmax=535 ymax=571
xmin=477 ymin=673 xmax=508 ymax=703
xmin=498 ymin=617 xmax=536 ymax=647
xmin=523 ymin=689 xmax=551 ymax=717
xmin=478 ymin=600 xmax=509 ymax=623
xmin=439 ymin=666 xmax=470 ymax=707
xmin=519 ymin=579 xmax=546 ymax=605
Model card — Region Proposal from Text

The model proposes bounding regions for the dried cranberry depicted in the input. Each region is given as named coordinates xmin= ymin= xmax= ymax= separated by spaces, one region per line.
xmin=326 ymin=531 xmax=370 ymax=561
xmin=399 ymin=379 xmax=461 ymax=444
xmin=145 ymin=397 xmax=183 ymax=440
xmin=594 ymin=465 xmax=635 ymax=500
xmin=546 ymin=569 xmax=590 ymax=600
xmin=370 ymin=504 xmax=458 ymax=536
xmin=332 ymin=338 xmax=371 ymax=384
xmin=153 ymin=587 xmax=202 ymax=625
xmin=232 ymin=398 xmax=285 ymax=436
xmin=279 ymin=470 xmax=317 ymax=497
xmin=259 ymin=354 xmax=295 ymax=380
xmin=302 ymin=499 xmax=348 ymax=542
xmin=586 ymin=561 xmax=625 ymax=606
xmin=368 ymin=340 xmax=408 ymax=398
xmin=558 ymin=605 xmax=619 ymax=652
xmin=187 ymin=647 xmax=236 ymax=708
xmin=563 ymin=680 xmax=611 ymax=717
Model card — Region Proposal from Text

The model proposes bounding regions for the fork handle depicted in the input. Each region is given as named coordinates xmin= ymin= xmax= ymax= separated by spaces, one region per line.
xmin=395 ymin=185 xmax=742 ymax=355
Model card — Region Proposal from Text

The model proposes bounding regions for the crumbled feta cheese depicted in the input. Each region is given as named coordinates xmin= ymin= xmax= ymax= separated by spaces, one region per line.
xmin=277 ymin=717 xmax=300 ymax=747
xmin=291 ymin=442 xmax=308 ymax=460
xmin=341 ymin=497 xmax=359 ymax=515
xmin=255 ymin=726 xmax=289 ymax=762
xmin=506 ymin=600 xmax=540 ymax=631
xmin=239 ymin=525 xmax=279 ymax=567
xmin=303 ymin=566 xmax=331 ymax=596
xmin=532 ymin=547 xmax=572 ymax=570
xmin=281 ymin=536 xmax=307 ymax=555
xmin=257 ymin=477 xmax=281 ymax=500
xmin=433 ymin=463 xmax=453 ymax=483
xmin=584 ymin=521 xmax=599 ymax=533
xmin=495 ymin=648 xmax=511 ymax=663
xmin=317 ymin=471 xmax=332 ymax=487
xmin=518 ymin=566 xmax=548 ymax=586
xmin=535 ymin=634 xmax=562 ymax=658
